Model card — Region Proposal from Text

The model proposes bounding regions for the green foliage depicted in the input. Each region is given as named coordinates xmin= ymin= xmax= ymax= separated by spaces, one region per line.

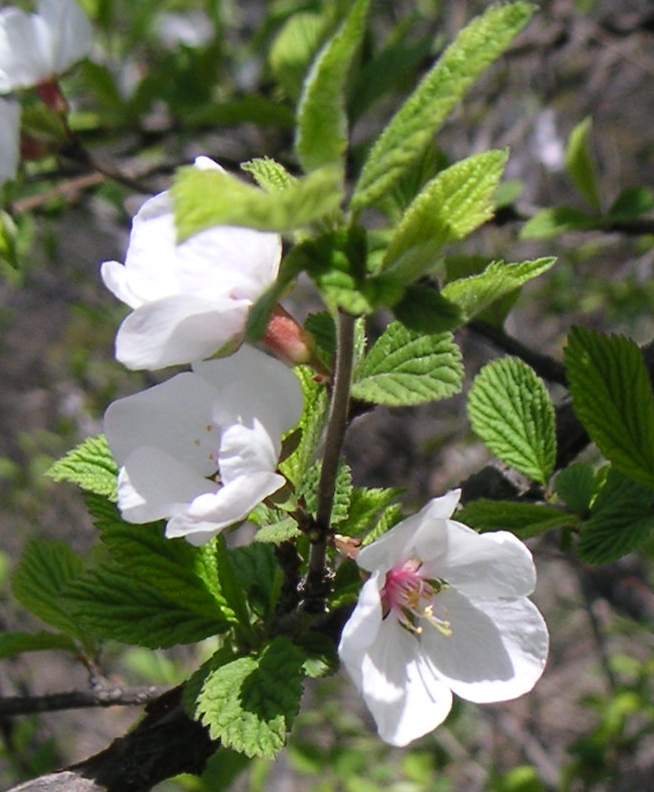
xmin=442 ymin=258 xmax=556 ymax=324
xmin=578 ymin=468 xmax=654 ymax=564
xmin=253 ymin=516 xmax=301 ymax=545
xmin=457 ymin=500 xmax=574 ymax=538
xmin=340 ymin=486 xmax=403 ymax=538
xmin=304 ymin=312 xmax=337 ymax=366
xmin=172 ymin=165 xmax=343 ymax=239
xmin=381 ymin=150 xmax=508 ymax=284
xmin=246 ymin=251 xmax=305 ymax=341
xmin=300 ymin=463 xmax=353 ymax=525
xmin=46 ymin=434 xmax=118 ymax=500
xmin=295 ymin=0 xmax=370 ymax=173
xmin=270 ymin=11 xmax=329 ymax=100
xmin=0 ymin=631 xmax=76 ymax=659
xmin=193 ymin=637 xmax=305 ymax=758
xmin=608 ymin=186 xmax=654 ymax=221
xmin=565 ymin=117 xmax=601 ymax=211
xmin=352 ymin=322 xmax=463 ymax=406
xmin=555 ymin=463 xmax=596 ymax=514
xmin=12 ymin=539 xmax=85 ymax=637
xmin=565 ymin=327 xmax=654 ymax=489
xmin=229 ymin=544 xmax=280 ymax=621
xmin=520 ymin=207 xmax=597 ymax=239
xmin=468 ymin=357 xmax=557 ymax=484
xmin=351 ymin=2 xmax=534 ymax=211
xmin=241 ymin=157 xmax=296 ymax=192
xmin=393 ymin=283 xmax=463 ymax=334
xmin=362 ymin=502 xmax=405 ymax=545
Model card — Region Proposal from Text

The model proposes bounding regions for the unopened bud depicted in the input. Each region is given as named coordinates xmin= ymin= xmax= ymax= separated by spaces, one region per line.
xmin=263 ymin=305 xmax=323 ymax=370
xmin=36 ymin=80 xmax=69 ymax=115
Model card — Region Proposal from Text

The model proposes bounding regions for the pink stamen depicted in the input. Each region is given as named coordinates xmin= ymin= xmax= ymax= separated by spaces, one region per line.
xmin=381 ymin=559 xmax=452 ymax=637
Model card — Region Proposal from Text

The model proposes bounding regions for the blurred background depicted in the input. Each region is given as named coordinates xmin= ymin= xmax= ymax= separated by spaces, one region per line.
xmin=1 ymin=0 xmax=654 ymax=789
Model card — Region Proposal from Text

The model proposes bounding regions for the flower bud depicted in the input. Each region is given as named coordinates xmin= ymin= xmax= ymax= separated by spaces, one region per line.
xmin=262 ymin=305 xmax=320 ymax=369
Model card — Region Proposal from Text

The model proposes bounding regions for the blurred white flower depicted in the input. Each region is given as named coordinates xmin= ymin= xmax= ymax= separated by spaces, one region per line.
xmin=533 ymin=109 xmax=565 ymax=172
xmin=155 ymin=11 xmax=213 ymax=49
xmin=101 ymin=156 xmax=282 ymax=371
xmin=0 ymin=98 xmax=20 ymax=185
xmin=0 ymin=0 xmax=92 ymax=92
xmin=338 ymin=490 xmax=549 ymax=747
xmin=104 ymin=345 xmax=303 ymax=546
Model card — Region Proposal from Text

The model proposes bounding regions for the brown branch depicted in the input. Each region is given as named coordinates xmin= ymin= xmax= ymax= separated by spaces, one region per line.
xmin=0 ymin=685 xmax=162 ymax=717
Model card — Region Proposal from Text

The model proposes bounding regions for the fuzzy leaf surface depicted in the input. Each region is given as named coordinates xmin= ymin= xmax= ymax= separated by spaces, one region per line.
xmin=555 ymin=464 xmax=596 ymax=514
xmin=457 ymin=500 xmax=574 ymax=538
xmin=565 ymin=117 xmax=601 ymax=211
xmin=241 ymin=157 xmax=296 ymax=192
xmin=46 ymin=435 xmax=118 ymax=500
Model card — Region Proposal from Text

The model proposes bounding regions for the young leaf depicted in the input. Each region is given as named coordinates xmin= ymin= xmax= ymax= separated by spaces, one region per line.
xmin=442 ymin=257 xmax=556 ymax=323
xmin=193 ymin=637 xmax=305 ymax=758
xmin=46 ymin=434 xmax=118 ymax=500
xmin=241 ymin=157 xmax=296 ymax=192
xmin=579 ymin=469 xmax=654 ymax=564
xmin=173 ymin=165 xmax=342 ymax=240
xmin=564 ymin=327 xmax=654 ymax=490
xmin=12 ymin=539 xmax=85 ymax=637
xmin=254 ymin=517 xmax=302 ymax=545
xmin=0 ymin=631 xmax=76 ymax=659
xmin=229 ymin=544 xmax=280 ymax=620
xmin=393 ymin=283 xmax=463 ymax=334
xmin=300 ymin=463 xmax=353 ymax=525
xmin=270 ymin=11 xmax=329 ymax=100
xmin=341 ymin=486 xmax=403 ymax=538
xmin=457 ymin=499 xmax=574 ymax=538
xmin=246 ymin=249 xmax=306 ymax=342
xmin=352 ymin=323 xmax=463 ymax=406
xmin=381 ymin=150 xmax=508 ymax=284
xmin=555 ymin=463 xmax=596 ymax=514
xmin=608 ymin=186 xmax=654 ymax=221
xmin=351 ymin=2 xmax=534 ymax=211
xmin=520 ymin=207 xmax=597 ymax=239
xmin=468 ymin=357 xmax=557 ymax=484
xmin=565 ymin=117 xmax=601 ymax=212
xmin=296 ymin=0 xmax=370 ymax=173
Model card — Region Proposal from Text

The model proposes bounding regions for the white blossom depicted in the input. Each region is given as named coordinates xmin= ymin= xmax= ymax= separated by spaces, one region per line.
xmin=104 ymin=345 xmax=303 ymax=546
xmin=0 ymin=98 xmax=20 ymax=185
xmin=338 ymin=490 xmax=549 ymax=747
xmin=101 ymin=157 xmax=282 ymax=371
xmin=0 ymin=0 xmax=92 ymax=93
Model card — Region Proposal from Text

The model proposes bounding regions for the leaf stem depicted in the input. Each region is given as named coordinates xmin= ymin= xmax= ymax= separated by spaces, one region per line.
xmin=304 ymin=311 xmax=356 ymax=612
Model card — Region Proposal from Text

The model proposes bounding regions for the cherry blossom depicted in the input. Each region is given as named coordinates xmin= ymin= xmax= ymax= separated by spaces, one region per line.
xmin=0 ymin=0 xmax=92 ymax=93
xmin=0 ymin=98 xmax=20 ymax=186
xmin=104 ymin=345 xmax=302 ymax=545
xmin=338 ymin=490 xmax=549 ymax=746
xmin=101 ymin=157 xmax=282 ymax=370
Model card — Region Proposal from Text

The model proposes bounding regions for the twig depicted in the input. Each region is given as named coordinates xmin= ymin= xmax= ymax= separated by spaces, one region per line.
xmin=0 ymin=685 xmax=162 ymax=717
xmin=304 ymin=311 xmax=356 ymax=612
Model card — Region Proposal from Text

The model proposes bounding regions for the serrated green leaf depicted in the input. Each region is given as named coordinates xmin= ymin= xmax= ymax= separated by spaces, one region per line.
xmin=341 ymin=486 xmax=402 ymax=538
xmin=294 ymin=632 xmax=339 ymax=678
xmin=351 ymin=3 xmax=534 ymax=211
xmin=362 ymin=503 xmax=405 ymax=545
xmin=579 ymin=468 xmax=654 ymax=564
xmin=62 ymin=561 xmax=228 ymax=648
xmin=246 ymin=249 xmax=305 ymax=342
xmin=304 ymin=312 xmax=336 ymax=367
xmin=300 ymin=463 xmax=352 ymax=525
xmin=381 ymin=150 xmax=508 ymax=283
xmin=468 ymin=357 xmax=557 ymax=484
xmin=379 ymin=143 xmax=449 ymax=224
xmin=457 ymin=500 xmax=574 ymax=538
xmin=442 ymin=257 xmax=556 ymax=323
xmin=493 ymin=179 xmax=524 ymax=208
xmin=0 ymin=631 xmax=76 ymax=659
xmin=555 ymin=464 xmax=596 ymax=514
xmin=229 ymin=544 xmax=280 ymax=620
xmin=270 ymin=11 xmax=329 ymax=100
xmin=241 ymin=157 xmax=296 ymax=192
xmin=520 ymin=207 xmax=597 ymax=239
xmin=255 ymin=518 xmax=302 ymax=545
xmin=296 ymin=0 xmax=370 ymax=173
xmin=564 ymin=327 xmax=654 ymax=490
xmin=194 ymin=637 xmax=305 ymax=758
xmin=608 ymin=186 xmax=654 ymax=221
xmin=173 ymin=165 xmax=343 ymax=240
xmin=12 ymin=540 xmax=85 ymax=637
xmin=281 ymin=366 xmax=329 ymax=488
xmin=393 ymin=283 xmax=463 ymax=334
xmin=565 ymin=117 xmax=601 ymax=211
xmin=46 ymin=435 xmax=118 ymax=500
xmin=352 ymin=323 xmax=463 ymax=406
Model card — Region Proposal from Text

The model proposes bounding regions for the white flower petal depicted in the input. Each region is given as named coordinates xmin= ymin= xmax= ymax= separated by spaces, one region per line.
xmin=104 ymin=371 xmax=219 ymax=475
xmin=359 ymin=618 xmax=453 ymax=746
xmin=338 ymin=571 xmax=384 ymax=690
xmin=420 ymin=588 xmax=548 ymax=704
xmin=218 ymin=421 xmax=278 ymax=483
xmin=0 ymin=8 xmax=48 ymax=90
xmin=0 ymin=98 xmax=20 ymax=185
xmin=38 ymin=0 xmax=92 ymax=76
xmin=117 ymin=447 xmax=214 ymax=524
xmin=100 ymin=260 xmax=143 ymax=309
xmin=115 ymin=294 xmax=250 ymax=370
xmin=422 ymin=524 xmax=536 ymax=599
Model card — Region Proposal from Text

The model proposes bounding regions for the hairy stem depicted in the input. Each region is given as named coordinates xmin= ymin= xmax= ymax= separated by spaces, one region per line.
xmin=304 ymin=311 xmax=356 ymax=612
xmin=0 ymin=686 xmax=162 ymax=717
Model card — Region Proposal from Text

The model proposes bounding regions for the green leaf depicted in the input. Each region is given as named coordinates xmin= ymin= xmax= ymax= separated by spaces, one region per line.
xmin=520 ymin=207 xmax=597 ymax=239
xmin=579 ymin=469 xmax=654 ymax=564
xmin=241 ymin=157 xmax=296 ymax=192
xmin=565 ymin=117 xmax=601 ymax=211
xmin=46 ymin=435 xmax=118 ymax=500
xmin=555 ymin=463 xmax=596 ymax=514
xmin=442 ymin=257 xmax=556 ymax=323
xmin=0 ymin=631 xmax=76 ymax=659
xmin=255 ymin=517 xmax=302 ymax=545
xmin=468 ymin=357 xmax=557 ymax=484
xmin=341 ymin=486 xmax=402 ymax=538
xmin=246 ymin=250 xmax=305 ymax=342
xmin=194 ymin=637 xmax=305 ymax=758
xmin=381 ymin=150 xmax=508 ymax=283
xmin=270 ymin=11 xmax=329 ymax=100
xmin=457 ymin=500 xmax=574 ymax=538
xmin=304 ymin=312 xmax=336 ymax=366
xmin=608 ymin=186 xmax=654 ymax=221
xmin=352 ymin=323 xmax=463 ymax=406
xmin=12 ymin=540 xmax=85 ymax=637
xmin=392 ymin=283 xmax=463 ymax=334
xmin=379 ymin=143 xmax=449 ymax=223
xmin=173 ymin=165 xmax=343 ymax=240
xmin=351 ymin=2 xmax=534 ymax=211
xmin=296 ymin=0 xmax=370 ymax=173
xmin=62 ymin=560 xmax=228 ymax=648
xmin=229 ymin=544 xmax=280 ymax=620
xmin=564 ymin=327 xmax=654 ymax=489
xmin=294 ymin=632 xmax=339 ymax=679
xmin=300 ymin=463 xmax=353 ymax=525
xmin=362 ymin=503 xmax=405 ymax=546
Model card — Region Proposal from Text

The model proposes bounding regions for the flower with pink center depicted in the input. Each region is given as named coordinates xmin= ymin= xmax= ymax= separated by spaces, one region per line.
xmin=338 ymin=490 xmax=549 ymax=747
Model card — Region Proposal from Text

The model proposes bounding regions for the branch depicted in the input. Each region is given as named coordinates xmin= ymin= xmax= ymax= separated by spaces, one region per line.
xmin=0 ymin=685 xmax=162 ymax=717
xmin=493 ymin=204 xmax=654 ymax=237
